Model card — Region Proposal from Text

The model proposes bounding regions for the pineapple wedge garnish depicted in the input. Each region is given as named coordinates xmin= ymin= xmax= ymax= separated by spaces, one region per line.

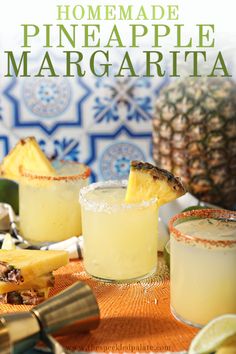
xmin=125 ymin=161 xmax=186 ymax=206
xmin=0 ymin=137 xmax=55 ymax=180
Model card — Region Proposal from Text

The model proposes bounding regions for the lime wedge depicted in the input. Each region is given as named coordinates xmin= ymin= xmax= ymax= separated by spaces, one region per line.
xmin=0 ymin=178 xmax=19 ymax=214
xmin=189 ymin=314 xmax=236 ymax=354
xmin=163 ymin=240 xmax=170 ymax=269
xmin=182 ymin=205 xmax=211 ymax=213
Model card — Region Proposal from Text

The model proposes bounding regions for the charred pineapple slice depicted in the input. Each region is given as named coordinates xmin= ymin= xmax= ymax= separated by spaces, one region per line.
xmin=125 ymin=161 xmax=186 ymax=206
xmin=0 ymin=137 xmax=55 ymax=180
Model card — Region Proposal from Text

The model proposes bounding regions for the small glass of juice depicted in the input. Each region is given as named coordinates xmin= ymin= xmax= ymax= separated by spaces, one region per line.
xmin=169 ymin=209 xmax=236 ymax=328
xmin=20 ymin=161 xmax=90 ymax=244
xmin=79 ymin=180 xmax=158 ymax=282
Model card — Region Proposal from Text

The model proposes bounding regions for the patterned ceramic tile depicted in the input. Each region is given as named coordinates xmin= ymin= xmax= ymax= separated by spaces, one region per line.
xmin=85 ymin=125 xmax=152 ymax=181
xmin=0 ymin=44 xmax=168 ymax=180
xmin=0 ymin=135 xmax=9 ymax=160
xmin=3 ymin=75 xmax=91 ymax=135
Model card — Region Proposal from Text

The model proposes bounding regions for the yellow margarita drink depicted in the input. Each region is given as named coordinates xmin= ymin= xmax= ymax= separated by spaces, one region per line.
xmin=169 ymin=209 xmax=236 ymax=328
xmin=80 ymin=180 xmax=158 ymax=282
xmin=20 ymin=161 xmax=90 ymax=243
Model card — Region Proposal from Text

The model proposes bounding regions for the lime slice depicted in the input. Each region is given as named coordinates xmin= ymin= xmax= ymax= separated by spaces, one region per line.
xmin=163 ymin=240 xmax=170 ymax=269
xmin=0 ymin=178 xmax=19 ymax=214
xmin=182 ymin=205 xmax=211 ymax=213
xmin=189 ymin=314 xmax=236 ymax=354
xmin=1 ymin=233 xmax=16 ymax=250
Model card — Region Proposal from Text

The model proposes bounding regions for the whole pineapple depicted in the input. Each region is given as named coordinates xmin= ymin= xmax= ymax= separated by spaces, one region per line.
xmin=153 ymin=77 xmax=236 ymax=209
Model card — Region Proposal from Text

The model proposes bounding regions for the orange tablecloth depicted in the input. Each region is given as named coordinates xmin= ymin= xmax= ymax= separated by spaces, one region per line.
xmin=0 ymin=257 xmax=198 ymax=353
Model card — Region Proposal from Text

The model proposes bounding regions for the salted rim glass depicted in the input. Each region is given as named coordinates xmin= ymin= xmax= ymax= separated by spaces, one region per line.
xmin=79 ymin=180 xmax=157 ymax=212
xmin=169 ymin=209 xmax=236 ymax=248
xmin=80 ymin=180 xmax=158 ymax=282
xmin=20 ymin=160 xmax=91 ymax=182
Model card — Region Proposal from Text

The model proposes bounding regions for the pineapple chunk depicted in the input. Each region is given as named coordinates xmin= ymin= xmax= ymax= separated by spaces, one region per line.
xmin=0 ymin=272 xmax=54 ymax=294
xmin=125 ymin=161 xmax=186 ymax=206
xmin=0 ymin=286 xmax=52 ymax=305
xmin=0 ymin=249 xmax=68 ymax=283
xmin=0 ymin=137 xmax=55 ymax=180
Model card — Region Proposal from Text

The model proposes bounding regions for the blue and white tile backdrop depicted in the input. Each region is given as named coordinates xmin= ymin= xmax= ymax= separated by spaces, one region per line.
xmin=0 ymin=0 xmax=236 ymax=182
xmin=0 ymin=49 xmax=170 ymax=181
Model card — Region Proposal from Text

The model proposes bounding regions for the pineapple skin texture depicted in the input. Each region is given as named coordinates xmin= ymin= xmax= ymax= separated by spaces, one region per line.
xmin=153 ymin=77 xmax=236 ymax=209
xmin=0 ymin=137 xmax=55 ymax=180
xmin=0 ymin=272 xmax=54 ymax=294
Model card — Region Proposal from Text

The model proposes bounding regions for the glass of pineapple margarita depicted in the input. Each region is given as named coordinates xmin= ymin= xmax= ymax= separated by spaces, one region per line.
xmin=79 ymin=180 xmax=158 ymax=282
xmin=20 ymin=161 xmax=90 ymax=244
xmin=169 ymin=209 xmax=236 ymax=328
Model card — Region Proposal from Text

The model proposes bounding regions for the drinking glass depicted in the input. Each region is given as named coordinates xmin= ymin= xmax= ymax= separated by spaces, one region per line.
xmin=20 ymin=161 xmax=90 ymax=244
xmin=79 ymin=180 xmax=158 ymax=282
xmin=169 ymin=209 xmax=236 ymax=327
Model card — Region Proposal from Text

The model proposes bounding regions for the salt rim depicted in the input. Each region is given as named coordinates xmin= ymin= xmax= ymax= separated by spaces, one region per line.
xmin=79 ymin=180 xmax=157 ymax=213
xmin=169 ymin=209 xmax=236 ymax=248
xmin=20 ymin=160 xmax=90 ymax=182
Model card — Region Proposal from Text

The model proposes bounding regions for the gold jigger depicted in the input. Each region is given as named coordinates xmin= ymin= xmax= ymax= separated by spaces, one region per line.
xmin=0 ymin=281 xmax=100 ymax=354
